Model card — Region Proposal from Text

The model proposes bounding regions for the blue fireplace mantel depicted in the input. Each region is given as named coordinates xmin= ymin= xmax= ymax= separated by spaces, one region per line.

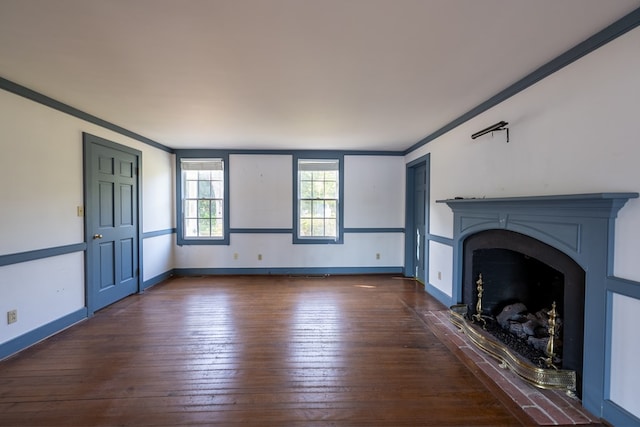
xmin=437 ymin=192 xmax=638 ymax=421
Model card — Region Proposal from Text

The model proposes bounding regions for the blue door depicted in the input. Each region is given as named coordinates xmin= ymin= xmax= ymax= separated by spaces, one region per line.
xmin=84 ymin=134 xmax=140 ymax=312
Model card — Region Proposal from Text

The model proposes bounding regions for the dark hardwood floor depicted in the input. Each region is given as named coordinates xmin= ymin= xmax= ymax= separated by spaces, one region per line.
xmin=0 ymin=275 xmax=602 ymax=426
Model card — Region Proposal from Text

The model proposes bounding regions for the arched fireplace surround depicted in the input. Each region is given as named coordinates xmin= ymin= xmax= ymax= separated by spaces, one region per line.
xmin=438 ymin=193 xmax=637 ymax=418
xmin=463 ymin=229 xmax=585 ymax=392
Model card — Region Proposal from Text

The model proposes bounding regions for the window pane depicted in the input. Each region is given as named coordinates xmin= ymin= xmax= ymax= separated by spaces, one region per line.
xmin=325 ymin=200 xmax=337 ymax=218
xmin=300 ymin=218 xmax=312 ymax=236
xmin=325 ymin=181 xmax=337 ymax=198
xmin=198 ymin=200 xmax=211 ymax=218
xmin=312 ymin=219 xmax=325 ymax=236
xmin=198 ymin=170 xmax=211 ymax=180
xmin=185 ymin=180 xmax=198 ymax=198
xmin=185 ymin=219 xmax=198 ymax=237
xmin=312 ymin=200 xmax=324 ymax=218
xmin=312 ymin=181 xmax=325 ymax=198
xmin=300 ymin=170 xmax=312 ymax=181
xmin=325 ymin=170 xmax=337 ymax=181
xmin=325 ymin=219 xmax=337 ymax=237
xmin=212 ymin=200 xmax=223 ymax=219
xmin=211 ymin=170 xmax=223 ymax=181
xmin=300 ymin=200 xmax=312 ymax=217
xmin=198 ymin=219 xmax=211 ymax=236
xmin=198 ymin=180 xmax=211 ymax=198
xmin=300 ymin=181 xmax=312 ymax=198
xmin=312 ymin=171 xmax=325 ymax=180
xmin=212 ymin=218 xmax=223 ymax=236
xmin=211 ymin=181 xmax=224 ymax=199
xmin=185 ymin=200 xmax=198 ymax=218
xmin=184 ymin=170 xmax=198 ymax=180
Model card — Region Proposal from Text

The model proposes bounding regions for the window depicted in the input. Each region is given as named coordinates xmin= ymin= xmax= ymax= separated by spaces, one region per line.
xmin=177 ymin=154 xmax=229 ymax=245
xmin=294 ymin=156 xmax=343 ymax=244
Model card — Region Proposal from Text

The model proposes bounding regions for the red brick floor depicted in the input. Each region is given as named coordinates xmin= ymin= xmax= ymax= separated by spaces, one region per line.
xmin=420 ymin=309 xmax=600 ymax=425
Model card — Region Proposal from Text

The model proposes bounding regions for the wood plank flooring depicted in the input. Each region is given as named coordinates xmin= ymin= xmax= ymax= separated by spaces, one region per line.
xmin=0 ymin=275 xmax=598 ymax=426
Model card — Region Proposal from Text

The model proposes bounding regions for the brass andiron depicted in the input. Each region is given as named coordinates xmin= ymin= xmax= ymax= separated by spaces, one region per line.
xmin=472 ymin=273 xmax=486 ymax=328
xmin=541 ymin=301 xmax=558 ymax=369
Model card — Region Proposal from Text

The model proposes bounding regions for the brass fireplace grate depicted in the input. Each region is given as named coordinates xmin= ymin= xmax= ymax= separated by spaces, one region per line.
xmin=450 ymin=304 xmax=576 ymax=394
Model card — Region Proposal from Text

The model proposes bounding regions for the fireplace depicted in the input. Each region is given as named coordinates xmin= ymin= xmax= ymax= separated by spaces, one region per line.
xmin=462 ymin=229 xmax=585 ymax=394
xmin=437 ymin=193 xmax=638 ymax=418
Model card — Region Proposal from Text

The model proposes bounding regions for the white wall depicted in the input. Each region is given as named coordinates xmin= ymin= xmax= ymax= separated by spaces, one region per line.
xmin=427 ymin=241 xmax=452 ymax=297
xmin=0 ymin=88 xmax=174 ymax=346
xmin=174 ymin=154 xmax=405 ymax=270
xmin=406 ymin=26 xmax=640 ymax=419
xmin=143 ymin=148 xmax=175 ymax=234
xmin=230 ymin=154 xmax=293 ymax=228
xmin=141 ymin=146 xmax=176 ymax=282
xmin=408 ymin=28 xmax=640 ymax=276
xmin=344 ymin=156 xmax=405 ymax=229
xmin=0 ymin=253 xmax=84 ymax=343
xmin=610 ymin=293 xmax=640 ymax=419
xmin=142 ymin=234 xmax=174 ymax=283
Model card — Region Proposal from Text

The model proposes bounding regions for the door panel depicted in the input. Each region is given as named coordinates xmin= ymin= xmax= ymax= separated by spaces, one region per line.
xmin=120 ymin=184 xmax=133 ymax=225
xmin=120 ymin=238 xmax=134 ymax=281
xmin=84 ymin=134 xmax=140 ymax=312
xmin=99 ymin=242 xmax=115 ymax=289
xmin=99 ymin=182 xmax=114 ymax=227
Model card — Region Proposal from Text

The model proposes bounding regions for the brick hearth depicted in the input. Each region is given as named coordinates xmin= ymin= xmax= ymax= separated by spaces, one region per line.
xmin=420 ymin=309 xmax=601 ymax=425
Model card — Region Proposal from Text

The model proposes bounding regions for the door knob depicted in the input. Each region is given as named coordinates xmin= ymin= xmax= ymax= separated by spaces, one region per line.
xmin=93 ymin=234 xmax=103 ymax=239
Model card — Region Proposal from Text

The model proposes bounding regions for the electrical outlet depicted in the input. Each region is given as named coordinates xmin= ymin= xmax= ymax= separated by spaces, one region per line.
xmin=376 ymin=253 xmax=380 ymax=260
xmin=437 ymin=271 xmax=442 ymax=280
xmin=233 ymin=253 xmax=239 ymax=260
xmin=258 ymin=254 xmax=262 ymax=261
xmin=7 ymin=309 xmax=17 ymax=324
xmin=77 ymin=206 xmax=84 ymax=217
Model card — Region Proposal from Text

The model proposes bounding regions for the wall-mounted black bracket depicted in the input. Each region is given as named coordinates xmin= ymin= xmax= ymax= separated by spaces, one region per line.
xmin=471 ymin=121 xmax=509 ymax=143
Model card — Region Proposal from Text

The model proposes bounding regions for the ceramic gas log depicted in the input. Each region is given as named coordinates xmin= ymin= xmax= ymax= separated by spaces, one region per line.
xmin=494 ymin=301 xmax=562 ymax=367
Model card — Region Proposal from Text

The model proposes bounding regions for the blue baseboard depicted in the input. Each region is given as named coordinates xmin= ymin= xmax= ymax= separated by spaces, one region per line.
xmin=173 ymin=266 xmax=404 ymax=276
xmin=142 ymin=270 xmax=175 ymax=290
xmin=425 ymin=282 xmax=454 ymax=307
xmin=0 ymin=308 xmax=87 ymax=361
xmin=602 ymin=399 xmax=640 ymax=427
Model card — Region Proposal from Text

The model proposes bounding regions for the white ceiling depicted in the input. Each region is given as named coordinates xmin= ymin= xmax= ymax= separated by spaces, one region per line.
xmin=1 ymin=0 xmax=639 ymax=152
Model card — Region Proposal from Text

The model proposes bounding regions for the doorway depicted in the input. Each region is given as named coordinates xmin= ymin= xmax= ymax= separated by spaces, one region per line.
xmin=404 ymin=155 xmax=430 ymax=283
xmin=83 ymin=133 xmax=141 ymax=313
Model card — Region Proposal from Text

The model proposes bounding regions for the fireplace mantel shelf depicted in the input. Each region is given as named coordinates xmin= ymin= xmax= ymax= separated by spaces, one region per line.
xmin=437 ymin=193 xmax=638 ymax=230
xmin=437 ymin=192 xmax=638 ymax=213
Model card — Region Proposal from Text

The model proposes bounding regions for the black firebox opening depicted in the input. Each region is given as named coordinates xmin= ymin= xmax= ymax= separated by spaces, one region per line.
xmin=462 ymin=230 xmax=585 ymax=395
xmin=473 ymin=248 xmax=565 ymax=319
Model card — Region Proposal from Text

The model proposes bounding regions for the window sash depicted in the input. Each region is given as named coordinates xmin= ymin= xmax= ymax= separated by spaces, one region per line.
xmin=297 ymin=159 xmax=339 ymax=240
xmin=181 ymin=159 xmax=225 ymax=239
